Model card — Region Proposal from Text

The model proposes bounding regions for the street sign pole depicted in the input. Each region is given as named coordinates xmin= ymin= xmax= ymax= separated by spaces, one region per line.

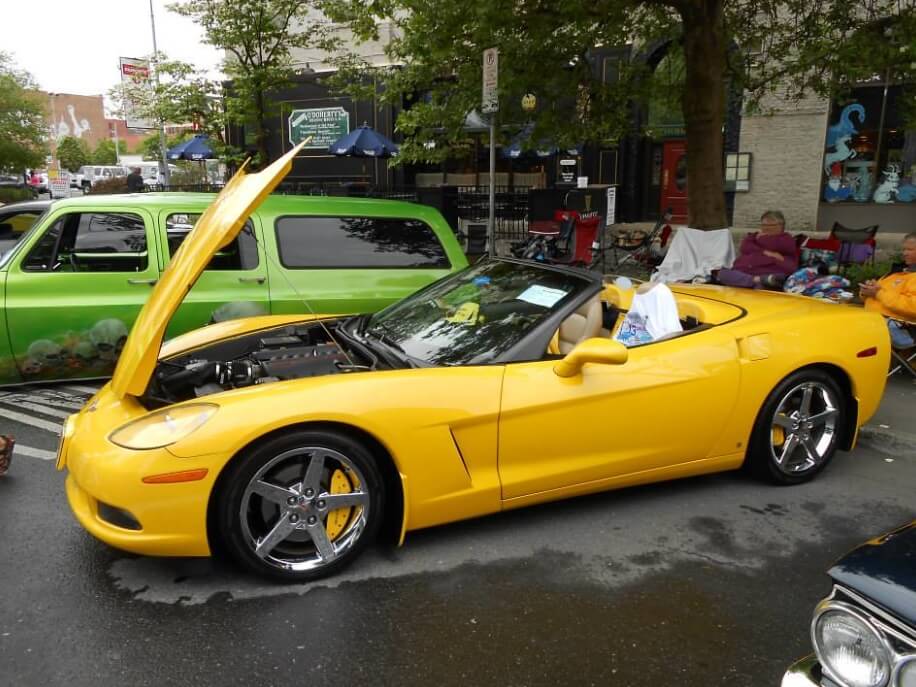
xmin=482 ymin=48 xmax=499 ymax=259
xmin=149 ymin=0 xmax=170 ymax=186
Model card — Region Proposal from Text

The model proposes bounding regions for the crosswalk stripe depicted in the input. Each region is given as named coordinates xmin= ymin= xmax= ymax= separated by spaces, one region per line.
xmin=61 ymin=385 xmax=101 ymax=395
xmin=17 ymin=395 xmax=84 ymax=411
xmin=5 ymin=402 xmax=73 ymax=420
xmin=15 ymin=445 xmax=56 ymax=461
xmin=0 ymin=408 xmax=62 ymax=433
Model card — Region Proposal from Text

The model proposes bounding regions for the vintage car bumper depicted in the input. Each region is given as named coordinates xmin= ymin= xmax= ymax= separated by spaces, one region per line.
xmin=59 ymin=384 xmax=228 ymax=557
xmin=781 ymin=654 xmax=826 ymax=687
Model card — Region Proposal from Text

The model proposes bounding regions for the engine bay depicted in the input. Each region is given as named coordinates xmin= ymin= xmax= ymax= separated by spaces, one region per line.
xmin=146 ymin=319 xmax=375 ymax=405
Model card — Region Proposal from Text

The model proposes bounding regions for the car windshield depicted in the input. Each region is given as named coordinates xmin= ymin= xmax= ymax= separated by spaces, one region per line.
xmin=365 ymin=260 xmax=591 ymax=365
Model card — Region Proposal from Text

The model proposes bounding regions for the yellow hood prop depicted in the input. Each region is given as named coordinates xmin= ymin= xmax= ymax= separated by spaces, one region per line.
xmin=110 ymin=141 xmax=309 ymax=399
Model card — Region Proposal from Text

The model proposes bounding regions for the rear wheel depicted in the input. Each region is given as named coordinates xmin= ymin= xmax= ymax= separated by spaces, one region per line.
xmin=215 ymin=429 xmax=384 ymax=582
xmin=747 ymin=370 xmax=845 ymax=485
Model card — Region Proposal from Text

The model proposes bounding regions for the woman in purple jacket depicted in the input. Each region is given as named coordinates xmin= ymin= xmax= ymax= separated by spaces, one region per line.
xmin=717 ymin=210 xmax=798 ymax=289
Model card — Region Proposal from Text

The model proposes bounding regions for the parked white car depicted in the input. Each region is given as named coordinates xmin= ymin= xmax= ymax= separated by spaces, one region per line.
xmin=77 ymin=165 xmax=127 ymax=191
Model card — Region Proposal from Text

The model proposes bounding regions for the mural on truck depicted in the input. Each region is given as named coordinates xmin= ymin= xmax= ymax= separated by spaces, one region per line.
xmin=3 ymin=302 xmax=269 ymax=384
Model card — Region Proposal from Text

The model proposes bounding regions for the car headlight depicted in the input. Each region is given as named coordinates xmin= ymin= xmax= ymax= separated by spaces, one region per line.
xmin=109 ymin=404 xmax=218 ymax=450
xmin=813 ymin=604 xmax=891 ymax=687
xmin=896 ymin=657 xmax=916 ymax=687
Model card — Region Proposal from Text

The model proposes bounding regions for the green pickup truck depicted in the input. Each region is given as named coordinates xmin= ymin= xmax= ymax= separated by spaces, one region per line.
xmin=0 ymin=192 xmax=467 ymax=385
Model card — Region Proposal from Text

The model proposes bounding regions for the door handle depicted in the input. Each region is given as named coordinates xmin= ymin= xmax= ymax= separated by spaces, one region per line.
xmin=127 ymin=278 xmax=158 ymax=286
xmin=238 ymin=276 xmax=266 ymax=284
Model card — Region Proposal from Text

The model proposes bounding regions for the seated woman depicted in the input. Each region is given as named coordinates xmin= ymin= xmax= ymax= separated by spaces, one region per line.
xmin=716 ymin=210 xmax=798 ymax=289
xmin=859 ymin=232 xmax=916 ymax=348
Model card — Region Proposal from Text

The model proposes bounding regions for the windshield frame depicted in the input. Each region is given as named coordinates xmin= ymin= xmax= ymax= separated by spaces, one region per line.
xmin=0 ymin=204 xmax=53 ymax=270
xmin=366 ymin=258 xmax=602 ymax=366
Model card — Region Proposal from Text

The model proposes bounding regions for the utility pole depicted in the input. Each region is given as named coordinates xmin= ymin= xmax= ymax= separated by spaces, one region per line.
xmin=149 ymin=0 xmax=171 ymax=185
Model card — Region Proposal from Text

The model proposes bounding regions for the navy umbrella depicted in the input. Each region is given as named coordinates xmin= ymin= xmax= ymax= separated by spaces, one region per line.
xmin=329 ymin=125 xmax=399 ymax=158
xmin=167 ymin=134 xmax=215 ymax=161
xmin=501 ymin=124 xmax=582 ymax=159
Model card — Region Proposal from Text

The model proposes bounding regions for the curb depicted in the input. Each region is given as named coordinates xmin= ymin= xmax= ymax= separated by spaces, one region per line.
xmin=858 ymin=425 xmax=916 ymax=457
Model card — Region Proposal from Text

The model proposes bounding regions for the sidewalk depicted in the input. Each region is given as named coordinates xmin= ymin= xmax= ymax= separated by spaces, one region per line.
xmin=858 ymin=375 xmax=916 ymax=456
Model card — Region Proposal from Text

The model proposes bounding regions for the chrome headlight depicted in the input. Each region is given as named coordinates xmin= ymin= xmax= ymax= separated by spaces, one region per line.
xmin=813 ymin=602 xmax=891 ymax=687
xmin=894 ymin=656 xmax=916 ymax=687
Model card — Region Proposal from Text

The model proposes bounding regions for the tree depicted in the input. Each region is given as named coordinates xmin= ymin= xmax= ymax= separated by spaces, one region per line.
xmin=110 ymin=56 xmax=239 ymax=165
xmin=92 ymin=139 xmax=118 ymax=165
xmin=136 ymin=131 xmax=186 ymax=161
xmin=56 ymin=136 xmax=90 ymax=171
xmin=169 ymin=0 xmax=338 ymax=164
xmin=0 ymin=52 xmax=47 ymax=173
xmin=322 ymin=0 xmax=914 ymax=229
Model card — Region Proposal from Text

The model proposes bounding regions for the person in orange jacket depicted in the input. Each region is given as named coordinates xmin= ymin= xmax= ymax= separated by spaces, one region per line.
xmin=860 ymin=232 xmax=916 ymax=348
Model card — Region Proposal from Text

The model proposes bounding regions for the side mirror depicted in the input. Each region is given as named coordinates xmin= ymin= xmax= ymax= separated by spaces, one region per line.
xmin=554 ymin=337 xmax=628 ymax=378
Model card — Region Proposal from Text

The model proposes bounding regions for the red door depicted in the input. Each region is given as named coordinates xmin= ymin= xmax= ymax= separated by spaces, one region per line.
xmin=660 ymin=140 xmax=688 ymax=224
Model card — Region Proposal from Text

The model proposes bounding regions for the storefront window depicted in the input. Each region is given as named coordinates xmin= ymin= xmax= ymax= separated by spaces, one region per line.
xmin=822 ymin=84 xmax=916 ymax=204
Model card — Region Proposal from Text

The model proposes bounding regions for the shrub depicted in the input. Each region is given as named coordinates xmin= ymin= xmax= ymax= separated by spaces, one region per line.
xmin=0 ymin=187 xmax=35 ymax=204
xmin=844 ymin=255 xmax=903 ymax=289
xmin=87 ymin=177 xmax=129 ymax=195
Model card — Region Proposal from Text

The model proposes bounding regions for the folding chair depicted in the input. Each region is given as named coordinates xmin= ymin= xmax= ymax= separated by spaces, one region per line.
xmin=888 ymin=318 xmax=916 ymax=379
xmin=830 ymin=222 xmax=878 ymax=272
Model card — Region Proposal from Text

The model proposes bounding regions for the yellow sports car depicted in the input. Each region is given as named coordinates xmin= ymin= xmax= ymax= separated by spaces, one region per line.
xmin=58 ymin=145 xmax=891 ymax=582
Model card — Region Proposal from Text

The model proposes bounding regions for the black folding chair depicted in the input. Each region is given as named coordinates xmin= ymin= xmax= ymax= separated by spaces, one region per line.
xmin=830 ymin=222 xmax=878 ymax=272
xmin=888 ymin=318 xmax=916 ymax=379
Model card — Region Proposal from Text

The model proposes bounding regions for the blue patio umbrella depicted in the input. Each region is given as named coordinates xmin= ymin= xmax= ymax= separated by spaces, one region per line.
xmin=501 ymin=124 xmax=582 ymax=159
xmin=167 ymin=134 xmax=215 ymax=161
xmin=329 ymin=125 xmax=399 ymax=158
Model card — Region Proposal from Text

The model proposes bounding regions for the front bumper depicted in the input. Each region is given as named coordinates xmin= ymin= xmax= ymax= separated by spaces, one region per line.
xmin=781 ymin=655 xmax=827 ymax=687
xmin=60 ymin=385 xmax=224 ymax=557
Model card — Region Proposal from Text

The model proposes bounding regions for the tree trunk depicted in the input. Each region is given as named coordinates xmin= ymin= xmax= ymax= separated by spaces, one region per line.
xmin=679 ymin=0 xmax=728 ymax=229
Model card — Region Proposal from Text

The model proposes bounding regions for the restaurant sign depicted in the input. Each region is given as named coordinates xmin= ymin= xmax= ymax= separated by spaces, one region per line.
xmin=288 ymin=107 xmax=350 ymax=148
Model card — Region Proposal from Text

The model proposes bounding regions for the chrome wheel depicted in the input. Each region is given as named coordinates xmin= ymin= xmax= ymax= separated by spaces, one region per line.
xmin=239 ymin=446 xmax=371 ymax=573
xmin=769 ymin=381 xmax=840 ymax=476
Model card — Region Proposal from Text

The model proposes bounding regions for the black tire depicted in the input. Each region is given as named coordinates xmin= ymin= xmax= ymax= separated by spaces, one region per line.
xmin=747 ymin=369 xmax=846 ymax=485
xmin=214 ymin=429 xmax=385 ymax=582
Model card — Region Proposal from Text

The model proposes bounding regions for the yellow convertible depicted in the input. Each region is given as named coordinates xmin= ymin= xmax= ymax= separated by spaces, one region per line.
xmin=59 ymin=145 xmax=891 ymax=581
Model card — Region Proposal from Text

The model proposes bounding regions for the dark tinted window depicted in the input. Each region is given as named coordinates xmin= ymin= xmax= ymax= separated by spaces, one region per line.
xmin=24 ymin=212 xmax=147 ymax=272
xmin=275 ymin=216 xmax=449 ymax=269
xmin=165 ymin=213 xmax=258 ymax=270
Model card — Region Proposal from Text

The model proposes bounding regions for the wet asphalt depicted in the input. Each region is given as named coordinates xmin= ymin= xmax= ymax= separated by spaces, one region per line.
xmin=1 ymin=384 xmax=915 ymax=687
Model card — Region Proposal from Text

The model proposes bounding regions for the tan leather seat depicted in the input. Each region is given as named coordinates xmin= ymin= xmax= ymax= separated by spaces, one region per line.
xmin=558 ymin=295 xmax=603 ymax=354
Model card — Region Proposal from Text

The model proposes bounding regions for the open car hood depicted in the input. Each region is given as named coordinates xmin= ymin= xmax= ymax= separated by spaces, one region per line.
xmin=110 ymin=142 xmax=307 ymax=399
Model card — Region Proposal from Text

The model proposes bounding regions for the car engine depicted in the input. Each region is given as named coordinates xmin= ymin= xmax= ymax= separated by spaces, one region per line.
xmin=148 ymin=321 xmax=372 ymax=404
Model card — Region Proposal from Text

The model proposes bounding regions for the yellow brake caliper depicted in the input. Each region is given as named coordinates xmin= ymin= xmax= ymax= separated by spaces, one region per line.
xmin=325 ymin=469 xmax=354 ymax=541
xmin=772 ymin=414 xmax=787 ymax=446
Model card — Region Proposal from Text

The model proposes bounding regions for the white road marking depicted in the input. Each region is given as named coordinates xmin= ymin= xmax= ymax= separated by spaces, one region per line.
xmin=0 ymin=408 xmax=62 ymax=433
xmin=14 ymin=444 xmax=56 ymax=461
xmin=5 ymin=401 xmax=73 ymax=420
xmin=17 ymin=395 xmax=84 ymax=411
xmin=61 ymin=385 xmax=101 ymax=395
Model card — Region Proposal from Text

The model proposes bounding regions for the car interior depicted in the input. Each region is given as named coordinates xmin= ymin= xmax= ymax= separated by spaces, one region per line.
xmin=546 ymin=281 xmax=717 ymax=356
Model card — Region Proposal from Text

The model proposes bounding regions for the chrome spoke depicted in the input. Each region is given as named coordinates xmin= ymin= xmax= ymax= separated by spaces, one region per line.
xmin=808 ymin=408 xmax=838 ymax=426
xmin=799 ymin=385 xmax=814 ymax=417
xmin=301 ymin=452 xmax=325 ymax=496
xmin=249 ymin=479 xmax=296 ymax=506
xmin=772 ymin=414 xmax=795 ymax=430
xmin=777 ymin=434 xmax=800 ymax=465
xmin=802 ymin=436 xmax=821 ymax=464
xmin=320 ymin=491 xmax=368 ymax=511
xmin=308 ymin=522 xmax=336 ymax=561
xmin=255 ymin=516 xmax=297 ymax=558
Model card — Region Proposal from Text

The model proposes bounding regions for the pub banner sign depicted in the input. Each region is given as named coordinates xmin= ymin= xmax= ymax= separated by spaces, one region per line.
xmin=288 ymin=107 xmax=350 ymax=149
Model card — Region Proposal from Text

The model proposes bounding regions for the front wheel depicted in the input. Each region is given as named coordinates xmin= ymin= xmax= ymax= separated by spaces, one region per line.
xmin=215 ymin=429 xmax=385 ymax=582
xmin=747 ymin=370 xmax=846 ymax=485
